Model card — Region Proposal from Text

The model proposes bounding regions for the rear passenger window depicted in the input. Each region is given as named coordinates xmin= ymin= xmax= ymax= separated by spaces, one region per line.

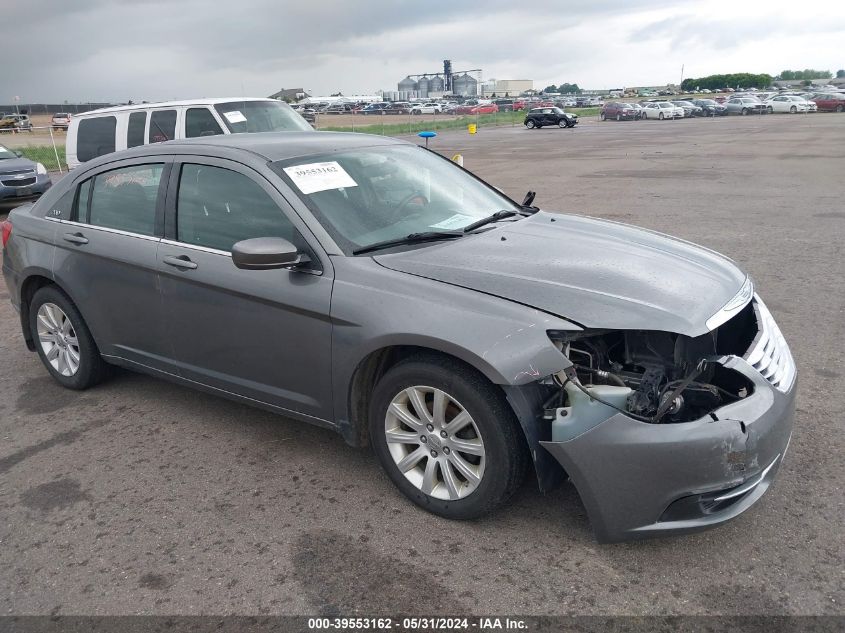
xmin=76 ymin=116 xmax=116 ymax=162
xmin=176 ymin=163 xmax=300 ymax=252
xmin=149 ymin=110 xmax=176 ymax=143
xmin=127 ymin=111 xmax=146 ymax=148
xmin=86 ymin=164 xmax=163 ymax=236
xmin=185 ymin=108 xmax=223 ymax=138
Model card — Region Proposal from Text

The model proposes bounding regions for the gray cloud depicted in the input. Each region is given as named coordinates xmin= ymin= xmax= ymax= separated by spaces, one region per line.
xmin=2 ymin=0 xmax=843 ymax=103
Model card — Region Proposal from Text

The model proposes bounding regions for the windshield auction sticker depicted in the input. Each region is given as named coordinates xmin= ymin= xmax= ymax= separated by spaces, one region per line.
xmin=222 ymin=110 xmax=247 ymax=124
xmin=283 ymin=161 xmax=358 ymax=194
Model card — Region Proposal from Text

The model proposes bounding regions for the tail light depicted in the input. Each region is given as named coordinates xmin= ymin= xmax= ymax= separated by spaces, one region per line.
xmin=1 ymin=220 xmax=11 ymax=248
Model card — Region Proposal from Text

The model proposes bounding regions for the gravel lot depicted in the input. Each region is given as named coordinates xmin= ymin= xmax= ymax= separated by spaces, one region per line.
xmin=1 ymin=114 xmax=843 ymax=616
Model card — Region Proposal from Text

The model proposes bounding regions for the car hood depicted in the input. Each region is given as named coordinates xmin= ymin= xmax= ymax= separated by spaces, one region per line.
xmin=0 ymin=157 xmax=36 ymax=173
xmin=374 ymin=212 xmax=746 ymax=337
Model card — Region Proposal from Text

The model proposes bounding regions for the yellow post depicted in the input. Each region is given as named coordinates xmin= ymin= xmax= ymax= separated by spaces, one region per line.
xmin=468 ymin=123 xmax=477 ymax=134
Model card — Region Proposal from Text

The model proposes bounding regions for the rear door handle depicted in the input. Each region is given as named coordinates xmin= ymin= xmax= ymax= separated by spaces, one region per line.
xmin=162 ymin=254 xmax=198 ymax=270
xmin=63 ymin=232 xmax=88 ymax=245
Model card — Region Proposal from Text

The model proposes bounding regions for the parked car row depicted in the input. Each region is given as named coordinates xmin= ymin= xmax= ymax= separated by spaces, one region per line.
xmin=600 ymin=91 xmax=844 ymax=121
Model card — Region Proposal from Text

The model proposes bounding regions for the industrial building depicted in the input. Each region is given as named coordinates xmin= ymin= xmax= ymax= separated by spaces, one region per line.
xmin=479 ymin=79 xmax=533 ymax=97
xmin=395 ymin=60 xmax=481 ymax=98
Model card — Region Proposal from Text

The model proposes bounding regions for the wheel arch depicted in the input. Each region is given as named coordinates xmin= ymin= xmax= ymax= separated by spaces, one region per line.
xmin=18 ymin=272 xmax=58 ymax=351
xmin=340 ymin=344 xmax=567 ymax=493
xmin=342 ymin=343 xmax=506 ymax=448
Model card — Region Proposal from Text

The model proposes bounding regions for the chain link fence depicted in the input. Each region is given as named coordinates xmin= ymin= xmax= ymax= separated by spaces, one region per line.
xmin=0 ymin=125 xmax=68 ymax=174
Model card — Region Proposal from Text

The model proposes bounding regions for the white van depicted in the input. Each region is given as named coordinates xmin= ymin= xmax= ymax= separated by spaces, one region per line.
xmin=66 ymin=97 xmax=312 ymax=169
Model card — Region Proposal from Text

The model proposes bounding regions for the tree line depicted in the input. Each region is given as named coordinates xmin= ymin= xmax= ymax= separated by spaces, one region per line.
xmin=542 ymin=83 xmax=583 ymax=94
xmin=680 ymin=73 xmax=772 ymax=91
xmin=776 ymin=69 xmax=832 ymax=80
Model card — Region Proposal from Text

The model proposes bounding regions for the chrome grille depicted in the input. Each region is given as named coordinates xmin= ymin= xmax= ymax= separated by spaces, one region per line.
xmin=744 ymin=296 xmax=796 ymax=393
xmin=2 ymin=176 xmax=35 ymax=187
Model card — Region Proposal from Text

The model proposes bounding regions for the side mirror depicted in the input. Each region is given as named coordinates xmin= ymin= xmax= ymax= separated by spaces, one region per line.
xmin=231 ymin=237 xmax=311 ymax=270
xmin=14 ymin=150 xmax=23 ymax=158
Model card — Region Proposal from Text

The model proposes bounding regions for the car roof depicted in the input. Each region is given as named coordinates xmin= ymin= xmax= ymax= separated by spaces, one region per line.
xmin=73 ymin=97 xmax=278 ymax=117
xmin=105 ymin=131 xmax=408 ymax=163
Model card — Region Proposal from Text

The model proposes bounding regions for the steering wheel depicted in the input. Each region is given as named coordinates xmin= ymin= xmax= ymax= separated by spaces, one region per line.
xmin=390 ymin=191 xmax=429 ymax=223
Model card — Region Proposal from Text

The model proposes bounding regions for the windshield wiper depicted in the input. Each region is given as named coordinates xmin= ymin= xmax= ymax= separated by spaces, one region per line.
xmin=352 ymin=231 xmax=464 ymax=255
xmin=461 ymin=209 xmax=519 ymax=233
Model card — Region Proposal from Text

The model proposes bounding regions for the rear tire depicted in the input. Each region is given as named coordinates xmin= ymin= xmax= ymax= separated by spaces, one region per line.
xmin=600 ymin=112 xmax=606 ymax=121
xmin=767 ymin=106 xmax=773 ymax=114
xmin=28 ymin=286 xmax=108 ymax=390
xmin=369 ymin=355 xmax=528 ymax=519
xmin=836 ymin=104 xmax=844 ymax=113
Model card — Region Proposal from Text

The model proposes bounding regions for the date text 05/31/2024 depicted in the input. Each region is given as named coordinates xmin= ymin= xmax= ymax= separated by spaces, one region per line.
xmin=307 ymin=617 xmax=528 ymax=630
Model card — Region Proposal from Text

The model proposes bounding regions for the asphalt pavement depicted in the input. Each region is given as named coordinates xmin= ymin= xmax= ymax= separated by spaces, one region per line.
xmin=1 ymin=113 xmax=843 ymax=616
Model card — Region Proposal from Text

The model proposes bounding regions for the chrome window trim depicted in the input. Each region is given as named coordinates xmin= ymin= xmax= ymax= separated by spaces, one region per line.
xmin=45 ymin=217 xmax=160 ymax=242
xmin=160 ymin=239 xmax=231 ymax=257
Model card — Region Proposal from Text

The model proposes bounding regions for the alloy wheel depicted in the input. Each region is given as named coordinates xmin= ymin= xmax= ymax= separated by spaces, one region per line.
xmin=36 ymin=303 xmax=80 ymax=377
xmin=384 ymin=386 xmax=486 ymax=501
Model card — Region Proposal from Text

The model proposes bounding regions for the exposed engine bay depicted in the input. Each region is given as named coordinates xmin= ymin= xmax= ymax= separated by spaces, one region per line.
xmin=548 ymin=304 xmax=758 ymax=424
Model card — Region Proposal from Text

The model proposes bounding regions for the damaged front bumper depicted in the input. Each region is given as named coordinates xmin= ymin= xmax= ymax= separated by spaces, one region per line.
xmin=540 ymin=356 xmax=795 ymax=543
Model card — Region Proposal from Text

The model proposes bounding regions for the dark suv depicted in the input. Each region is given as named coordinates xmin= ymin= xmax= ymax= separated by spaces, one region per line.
xmin=600 ymin=102 xmax=640 ymax=121
xmin=523 ymin=107 xmax=578 ymax=129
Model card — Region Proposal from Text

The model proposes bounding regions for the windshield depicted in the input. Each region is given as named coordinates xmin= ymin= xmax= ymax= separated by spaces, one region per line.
xmin=213 ymin=100 xmax=312 ymax=133
xmin=0 ymin=145 xmax=16 ymax=160
xmin=272 ymin=145 xmax=520 ymax=254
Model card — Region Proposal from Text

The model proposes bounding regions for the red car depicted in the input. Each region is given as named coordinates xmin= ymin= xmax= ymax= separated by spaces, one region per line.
xmin=469 ymin=103 xmax=499 ymax=114
xmin=512 ymin=100 xmax=527 ymax=111
xmin=454 ymin=102 xmax=499 ymax=115
xmin=810 ymin=93 xmax=845 ymax=112
xmin=600 ymin=102 xmax=640 ymax=121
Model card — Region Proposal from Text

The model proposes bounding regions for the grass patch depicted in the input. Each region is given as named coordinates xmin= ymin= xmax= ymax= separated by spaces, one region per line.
xmin=320 ymin=110 xmax=528 ymax=135
xmin=17 ymin=145 xmax=67 ymax=172
xmin=567 ymin=107 xmax=600 ymax=117
xmin=320 ymin=107 xmax=601 ymax=136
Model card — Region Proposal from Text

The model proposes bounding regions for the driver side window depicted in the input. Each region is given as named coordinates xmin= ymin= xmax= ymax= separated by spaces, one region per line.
xmin=176 ymin=163 xmax=305 ymax=254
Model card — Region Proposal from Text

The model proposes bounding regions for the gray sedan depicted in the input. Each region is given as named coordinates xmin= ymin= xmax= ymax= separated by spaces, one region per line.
xmin=0 ymin=144 xmax=52 ymax=204
xmin=0 ymin=132 xmax=795 ymax=542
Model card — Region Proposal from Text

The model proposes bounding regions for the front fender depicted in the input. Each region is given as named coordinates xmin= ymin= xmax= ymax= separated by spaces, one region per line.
xmin=329 ymin=256 xmax=578 ymax=438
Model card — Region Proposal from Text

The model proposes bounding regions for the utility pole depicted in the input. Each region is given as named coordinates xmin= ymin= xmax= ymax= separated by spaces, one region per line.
xmin=680 ymin=64 xmax=684 ymax=90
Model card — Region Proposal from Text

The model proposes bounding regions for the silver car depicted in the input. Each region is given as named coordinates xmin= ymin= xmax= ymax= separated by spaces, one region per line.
xmin=0 ymin=132 xmax=795 ymax=542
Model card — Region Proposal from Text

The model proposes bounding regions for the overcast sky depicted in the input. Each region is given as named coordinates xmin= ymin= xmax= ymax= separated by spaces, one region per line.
xmin=4 ymin=0 xmax=845 ymax=103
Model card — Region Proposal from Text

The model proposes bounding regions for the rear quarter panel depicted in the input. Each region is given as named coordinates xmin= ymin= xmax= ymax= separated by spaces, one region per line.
xmin=1 ymin=203 xmax=57 ymax=311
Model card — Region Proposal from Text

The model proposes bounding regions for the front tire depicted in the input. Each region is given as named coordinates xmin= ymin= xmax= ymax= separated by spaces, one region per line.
xmin=525 ymin=119 xmax=535 ymax=128
xmin=767 ymin=106 xmax=773 ymax=114
xmin=369 ymin=356 xmax=528 ymax=519
xmin=790 ymin=106 xmax=797 ymax=114
xmin=558 ymin=119 xmax=568 ymax=128
xmin=658 ymin=112 xmax=664 ymax=120
xmin=837 ymin=104 xmax=844 ymax=113
xmin=741 ymin=108 xmax=748 ymax=115
xmin=29 ymin=286 xmax=108 ymax=390
xmin=616 ymin=113 xmax=622 ymax=121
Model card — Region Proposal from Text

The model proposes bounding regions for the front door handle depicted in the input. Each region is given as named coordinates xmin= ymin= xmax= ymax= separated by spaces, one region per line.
xmin=162 ymin=255 xmax=198 ymax=270
xmin=63 ymin=232 xmax=88 ymax=245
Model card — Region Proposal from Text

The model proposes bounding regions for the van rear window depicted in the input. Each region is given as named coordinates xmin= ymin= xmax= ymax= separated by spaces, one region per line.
xmin=149 ymin=110 xmax=176 ymax=143
xmin=76 ymin=116 xmax=116 ymax=162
